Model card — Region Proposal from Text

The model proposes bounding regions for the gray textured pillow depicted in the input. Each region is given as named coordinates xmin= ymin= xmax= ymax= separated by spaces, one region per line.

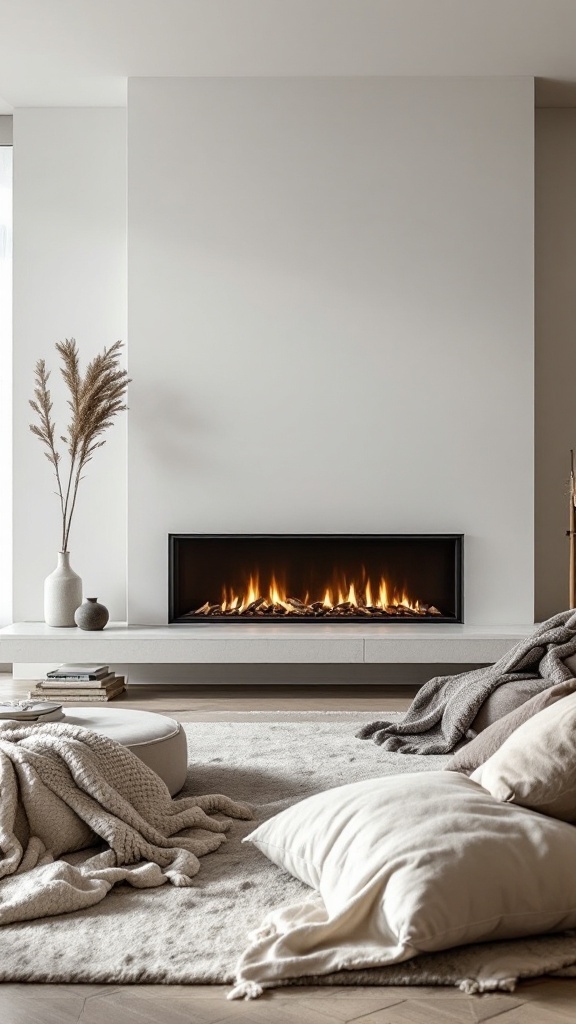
xmin=469 ymin=678 xmax=554 ymax=734
xmin=445 ymin=679 xmax=576 ymax=776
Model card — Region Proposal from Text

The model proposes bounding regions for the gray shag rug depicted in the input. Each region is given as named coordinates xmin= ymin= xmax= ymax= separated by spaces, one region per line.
xmin=2 ymin=713 xmax=576 ymax=989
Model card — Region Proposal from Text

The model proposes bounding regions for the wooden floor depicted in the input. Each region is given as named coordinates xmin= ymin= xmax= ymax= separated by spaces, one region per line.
xmin=1 ymin=677 xmax=576 ymax=1024
xmin=1 ymin=679 xmax=421 ymax=717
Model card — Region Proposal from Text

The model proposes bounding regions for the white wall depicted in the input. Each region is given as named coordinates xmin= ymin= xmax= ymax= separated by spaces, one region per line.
xmin=127 ymin=77 xmax=534 ymax=625
xmin=0 ymin=132 xmax=12 ymax=628
xmin=535 ymin=110 xmax=576 ymax=620
xmin=0 ymin=118 xmax=12 ymax=145
xmin=12 ymin=109 xmax=127 ymax=621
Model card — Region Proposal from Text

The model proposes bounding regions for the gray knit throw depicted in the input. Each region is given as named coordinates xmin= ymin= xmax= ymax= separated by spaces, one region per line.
xmin=357 ymin=610 xmax=576 ymax=754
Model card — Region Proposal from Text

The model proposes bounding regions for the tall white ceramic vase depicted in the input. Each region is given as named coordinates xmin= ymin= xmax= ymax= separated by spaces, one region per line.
xmin=44 ymin=551 xmax=82 ymax=627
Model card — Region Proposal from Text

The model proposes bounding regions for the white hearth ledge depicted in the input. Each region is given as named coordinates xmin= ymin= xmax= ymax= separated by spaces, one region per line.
xmin=0 ymin=622 xmax=534 ymax=665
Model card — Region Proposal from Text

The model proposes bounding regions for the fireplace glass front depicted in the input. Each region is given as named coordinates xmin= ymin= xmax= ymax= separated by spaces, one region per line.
xmin=169 ymin=534 xmax=463 ymax=624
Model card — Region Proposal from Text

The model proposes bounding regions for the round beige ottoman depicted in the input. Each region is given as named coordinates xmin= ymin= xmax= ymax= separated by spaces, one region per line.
xmin=62 ymin=707 xmax=188 ymax=796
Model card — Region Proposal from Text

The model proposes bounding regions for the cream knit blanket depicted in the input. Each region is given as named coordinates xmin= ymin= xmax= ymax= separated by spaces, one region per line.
xmin=0 ymin=721 xmax=252 ymax=925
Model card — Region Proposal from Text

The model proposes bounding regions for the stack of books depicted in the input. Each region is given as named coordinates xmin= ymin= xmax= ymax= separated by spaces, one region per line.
xmin=29 ymin=664 xmax=126 ymax=702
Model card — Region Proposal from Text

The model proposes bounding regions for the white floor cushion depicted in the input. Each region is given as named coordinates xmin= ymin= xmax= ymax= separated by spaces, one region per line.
xmin=63 ymin=707 xmax=187 ymax=796
xmin=231 ymin=770 xmax=576 ymax=998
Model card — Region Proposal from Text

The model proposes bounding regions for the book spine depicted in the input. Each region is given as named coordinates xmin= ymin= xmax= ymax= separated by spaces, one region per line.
xmin=29 ymin=688 xmax=123 ymax=696
xmin=28 ymin=690 xmax=125 ymax=702
xmin=45 ymin=675 xmax=106 ymax=682
xmin=37 ymin=675 xmax=117 ymax=690
xmin=30 ymin=680 xmax=124 ymax=694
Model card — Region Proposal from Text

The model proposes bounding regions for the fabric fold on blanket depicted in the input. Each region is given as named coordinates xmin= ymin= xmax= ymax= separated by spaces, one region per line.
xmin=357 ymin=610 xmax=576 ymax=754
xmin=0 ymin=721 xmax=252 ymax=924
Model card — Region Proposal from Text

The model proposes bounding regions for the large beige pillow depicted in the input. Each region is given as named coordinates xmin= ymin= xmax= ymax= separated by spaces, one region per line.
xmin=446 ymin=679 xmax=576 ymax=776
xmin=232 ymin=771 xmax=576 ymax=995
xmin=471 ymin=690 xmax=576 ymax=821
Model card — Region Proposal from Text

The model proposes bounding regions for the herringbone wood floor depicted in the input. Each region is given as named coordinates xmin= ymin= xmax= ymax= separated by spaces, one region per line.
xmin=1 ymin=677 xmax=575 ymax=1024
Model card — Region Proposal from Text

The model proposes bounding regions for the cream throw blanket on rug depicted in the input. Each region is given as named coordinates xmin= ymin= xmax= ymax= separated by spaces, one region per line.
xmin=0 ymin=721 xmax=252 ymax=925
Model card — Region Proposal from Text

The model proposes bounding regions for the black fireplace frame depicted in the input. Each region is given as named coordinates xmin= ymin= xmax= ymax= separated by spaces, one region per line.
xmin=168 ymin=533 xmax=464 ymax=624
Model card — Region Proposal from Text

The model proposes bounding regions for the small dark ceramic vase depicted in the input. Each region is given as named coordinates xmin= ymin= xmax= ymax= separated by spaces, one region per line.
xmin=74 ymin=597 xmax=109 ymax=631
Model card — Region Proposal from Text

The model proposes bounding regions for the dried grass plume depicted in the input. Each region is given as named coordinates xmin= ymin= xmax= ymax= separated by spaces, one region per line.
xmin=29 ymin=339 xmax=130 ymax=551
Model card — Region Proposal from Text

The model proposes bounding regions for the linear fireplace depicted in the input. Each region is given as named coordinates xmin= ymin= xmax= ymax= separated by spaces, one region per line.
xmin=169 ymin=534 xmax=463 ymax=624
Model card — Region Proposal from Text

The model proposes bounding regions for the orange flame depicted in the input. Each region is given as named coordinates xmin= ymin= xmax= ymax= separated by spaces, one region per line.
xmin=221 ymin=568 xmax=422 ymax=613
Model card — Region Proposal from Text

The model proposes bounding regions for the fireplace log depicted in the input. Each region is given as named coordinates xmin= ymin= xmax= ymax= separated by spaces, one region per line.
xmin=194 ymin=602 xmax=211 ymax=615
xmin=187 ymin=598 xmax=444 ymax=620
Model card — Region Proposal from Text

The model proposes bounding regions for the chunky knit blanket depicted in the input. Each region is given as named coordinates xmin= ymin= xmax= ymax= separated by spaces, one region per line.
xmin=0 ymin=721 xmax=252 ymax=925
xmin=357 ymin=610 xmax=576 ymax=754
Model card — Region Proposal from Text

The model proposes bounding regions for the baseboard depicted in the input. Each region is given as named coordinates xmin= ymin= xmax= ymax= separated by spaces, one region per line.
xmin=13 ymin=662 xmax=482 ymax=684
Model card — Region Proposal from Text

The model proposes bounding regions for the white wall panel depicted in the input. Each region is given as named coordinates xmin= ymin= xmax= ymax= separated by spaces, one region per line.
xmin=127 ymin=77 xmax=534 ymax=625
xmin=13 ymin=109 xmax=127 ymax=621
xmin=535 ymin=110 xmax=576 ymax=621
